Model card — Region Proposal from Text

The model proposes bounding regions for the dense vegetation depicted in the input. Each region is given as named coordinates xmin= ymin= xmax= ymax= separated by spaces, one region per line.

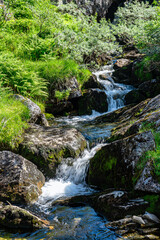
xmin=0 ymin=0 xmax=159 ymax=148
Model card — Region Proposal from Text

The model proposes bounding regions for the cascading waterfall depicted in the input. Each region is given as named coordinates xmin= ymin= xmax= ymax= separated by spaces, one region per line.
xmin=38 ymin=144 xmax=104 ymax=206
xmin=35 ymin=64 xmax=134 ymax=239
xmin=94 ymin=65 xmax=133 ymax=112
xmin=38 ymin=64 xmax=133 ymax=207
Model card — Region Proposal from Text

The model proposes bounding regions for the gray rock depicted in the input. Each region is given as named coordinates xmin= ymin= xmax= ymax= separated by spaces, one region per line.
xmin=143 ymin=212 xmax=160 ymax=224
xmin=88 ymin=131 xmax=155 ymax=189
xmin=135 ymin=162 xmax=160 ymax=193
xmin=19 ymin=125 xmax=87 ymax=178
xmin=82 ymin=74 xmax=104 ymax=90
xmin=0 ymin=204 xmax=50 ymax=230
xmin=14 ymin=95 xmax=48 ymax=126
xmin=132 ymin=215 xmax=145 ymax=225
xmin=0 ymin=151 xmax=45 ymax=204
xmin=67 ymin=77 xmax=82 ymax=99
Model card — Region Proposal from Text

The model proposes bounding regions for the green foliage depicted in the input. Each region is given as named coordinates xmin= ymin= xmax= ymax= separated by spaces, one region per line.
xmin=55 ymin=90 xmax=70 ymax=102
xmin=113 ymin=0 xmax=160 ymax=79
xmin=0 ymin=88 xmax=30 ymax=149
xmin=35 ymin=59 xmax=91 ymax=93
xmin=143 ymin=195 xmax=160 ymax=215
xmin=0 ymin=54 xmax=48 ymax=99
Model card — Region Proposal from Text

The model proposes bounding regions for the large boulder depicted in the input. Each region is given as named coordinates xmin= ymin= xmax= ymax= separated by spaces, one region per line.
xmin=19 ymin=125 xmax=87 ymax=178
xmin=87 ymin=131 xmax=155 ymax=190
xmin=0 ymin=151 xmax=45 ymax=204
xmin=78 ymin=89 xmax=108 ymax=115
xmin=0 ymin=203 xmax=50 ymax=231
xmin=14 ymin=95 xmax=48 ymax=126
xmin=138 ymin=79 xmax=160 ymax=99
xmin=124 ymin=89 xmax=146 ymax=105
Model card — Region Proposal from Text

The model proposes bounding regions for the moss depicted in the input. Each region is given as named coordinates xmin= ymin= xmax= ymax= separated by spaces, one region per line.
xmin=103 ymin=156 xmax=117 ymax=171
xmin=143 ymin=195 xmax=160 ymax=217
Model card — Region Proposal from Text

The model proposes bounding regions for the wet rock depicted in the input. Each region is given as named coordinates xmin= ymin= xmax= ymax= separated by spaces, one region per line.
xmin=78 ymin=89 xmax=108 ymax=115
xmin=135 ymin=162 xmax=160 ymax=193
xmin=138 ymin=79 xmax=160 ymax=99
xmin=99 ymin=74 xmax=109 ymax=80
xmin=46 ymin=77 xmax=82 ymax=116
xmin=46 ymin=99 xmax=74 ymax=116
xmin=124 ymin=89 xmax=146 ymax=105
xmin=14 ymin=95 xmax=48 ymax=126
xmin=106 ymin=213 xmax=160 ymax=240
xmin=19 ymin=125 xmax=87 ymax=178
xmin=88 ymin=131 xmax=155 ymax=190
xmin=91 ymin=191 xmax=149 ymax=220
xmin=82 ymin=74 xmax=104 ymax=90
xmin=0 ymin=151 xmax=45 ymax=204
xmin=0 ymin=203 xmax=50 ymax=231
xmin=113 ymin=58 xmax=134 ymax=85
xmin=104 ymin=95 xmax=160 ymax=141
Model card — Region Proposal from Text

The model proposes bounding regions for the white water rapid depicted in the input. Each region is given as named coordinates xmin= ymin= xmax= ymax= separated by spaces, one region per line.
xmin=38 ymin=144 xmax=104 ymax=207
xmin=93 ymin=64 xmax=133 ymax=112
xmin=37 ymin=64 xmax=133 ymax=208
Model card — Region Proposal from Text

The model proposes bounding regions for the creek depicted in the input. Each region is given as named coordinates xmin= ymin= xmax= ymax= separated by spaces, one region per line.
xmin=0 ymin=64 xmax=133 ymax=239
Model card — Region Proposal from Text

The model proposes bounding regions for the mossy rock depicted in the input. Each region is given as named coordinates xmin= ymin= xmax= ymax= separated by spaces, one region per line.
xmin=88 ymin=131 xmax=155 ymax=190
xmin=19 ymin=125 xmax=87 ymax=178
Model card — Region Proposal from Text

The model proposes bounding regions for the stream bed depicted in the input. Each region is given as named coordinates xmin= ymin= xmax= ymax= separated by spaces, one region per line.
xmin=0 ymin=65 xmax=133 ymax=239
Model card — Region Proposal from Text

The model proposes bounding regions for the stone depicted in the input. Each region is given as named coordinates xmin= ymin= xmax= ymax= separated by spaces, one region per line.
xmin=132 ymin=216 xmax=145 ymax=225
xmin=0 ymin=151 xmax=45 ymax=204
xmin=82 ymin=74 xmax=104 ymax=90
xmin=14 ymin=95 xmax=48 ymax=126
xmin=124 ymin=89 xmax=146 ymax=105
xmin=67 ymin=77 xmax=82 ymax=99
xmin=135 ymin=162 xmax=160 ymax=193
xmin=0 ymin=204 xmax=50 ymax=231
xmin=88 ymin=131 xmax=155 ymax=190
xmin=78 ymin=89 xmax=108 ymax=115
xmin=143 ymin=212 xmax=160 ymax=224
xmin=46 ymin=99 xmax=74 ymax=116
xmin=19 ymin=124 xmax=87 ymax=178
xmin=106 ymin=214 xmax=160 ymax=240
xmin=138 ymin=79 xmax=160 ymax=99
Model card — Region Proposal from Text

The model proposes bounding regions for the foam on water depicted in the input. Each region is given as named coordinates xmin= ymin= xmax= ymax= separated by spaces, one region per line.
xmin=37 ymin=144 xmax=104 ymax=206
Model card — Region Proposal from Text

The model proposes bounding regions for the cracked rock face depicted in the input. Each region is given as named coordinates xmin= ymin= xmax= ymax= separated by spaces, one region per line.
xmin=0 ymin=151 xmax=45 ymax=204
xmin=19 ymin=125 xmax=87 ymax=178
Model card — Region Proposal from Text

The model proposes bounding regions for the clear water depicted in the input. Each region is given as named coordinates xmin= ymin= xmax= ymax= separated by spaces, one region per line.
xmin=1 ymin=65 xmax=133 ymax=239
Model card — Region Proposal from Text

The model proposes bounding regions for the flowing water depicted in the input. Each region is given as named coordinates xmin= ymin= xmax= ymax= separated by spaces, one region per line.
xmin=1 ymin=65 xmax=133 ymax=239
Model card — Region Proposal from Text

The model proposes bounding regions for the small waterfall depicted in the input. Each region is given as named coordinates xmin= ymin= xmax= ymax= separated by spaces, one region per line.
xmin=38 ymin=64 xmax=133 ymax=206
xmin=56 ymin=143 xmax=104 ymax=183
xmin=38 ymin=144 xmax=104 ymax=205
xmin=94 ymin=65 xmax=133 ymax=112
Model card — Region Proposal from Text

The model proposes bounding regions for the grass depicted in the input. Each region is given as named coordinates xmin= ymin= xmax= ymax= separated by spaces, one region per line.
xmin=0 ymin=89 xmax=30 ymax=150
